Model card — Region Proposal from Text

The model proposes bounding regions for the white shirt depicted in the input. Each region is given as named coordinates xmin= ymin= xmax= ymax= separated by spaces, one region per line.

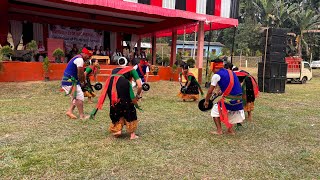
xmin=133 ymin=64 xmax=150 ymax=73
xmin=73 ymin=58 xmax=84 ymax=68
xmin=211 ymin=74 xmax=221 ymax=86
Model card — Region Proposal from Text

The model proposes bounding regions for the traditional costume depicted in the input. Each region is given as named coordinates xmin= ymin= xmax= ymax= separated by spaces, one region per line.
xmin=209 ymin=60 xmax=245 ymax=128
xmin=83 ymin=64 xmax=99 ymax=98
xmin=61 ymin=49 xmax=92 ymax=101
xmin=234 ymin=70 xmax=259 ymax=112
xmin=178 ymin=65 xmax=203 ymax=101
xmin=134 ymin=59 xmax=149 ymax=83
xmin=92 ymin=63 xmax=142 ymax=135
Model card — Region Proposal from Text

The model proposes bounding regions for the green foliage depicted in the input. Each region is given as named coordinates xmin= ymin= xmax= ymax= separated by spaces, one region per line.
xmin=0 ymin=45 xmax=14 ymax=60
xmin=42 ymin=57 xmax=50 ymax=74
xmin=172 ymin=64 xmax=178 ymax=72
xmin=156 ymin=54 xmax=162 ymax=65
xmin=146 ymin=53 xmax=152 ymax=61
xmin=53 ymin=48 xmax=65 ymax=58
xmin=221 ymin=47 xmax=231 ymax=56
xmin=186 ymin=58 xmax=195 ymax=68
xmin=162 ymin=56 xmax=170 ymax=66
xmin=26 ymin=40 xmax=38 ymax=52
xmin=176 ymin=52 xmax=183 ymax=61
xmin=255 ymin=50 xmax=262 ymax=56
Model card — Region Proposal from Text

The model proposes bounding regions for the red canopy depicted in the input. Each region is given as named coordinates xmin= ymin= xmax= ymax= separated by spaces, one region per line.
xmin=10 ymin=0 xmax=238 ymax=36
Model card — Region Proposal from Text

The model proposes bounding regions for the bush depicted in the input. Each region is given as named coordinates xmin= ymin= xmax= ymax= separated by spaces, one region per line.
xmin=146 ymin=53 xmax=152 ymax=61
xmin=53 ymin=48 xmax=65 ymax=63
xmin=0 ymin=45 xmax=14 ymax=60
xmin=162 ymin=56 xmax=170 ymax=66
xmin=26 ymin=40 xmax=38 ymax=52
xmin=186 ymin=58 xmax=195 ymax=68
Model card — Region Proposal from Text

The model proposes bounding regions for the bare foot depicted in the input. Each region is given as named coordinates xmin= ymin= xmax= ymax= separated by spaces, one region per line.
xmin=113 ymin=131 xmax=122 ymax=138
xmin=227 ymin=129 xmax=236 ymax=135
xmin=66 ymin=112 xmax=77 ymax=119
xmin=88 ymin=101 xmax=94 ymax=104
xmin=130 ymin=134 xmax=139 ymax=140
xmin=80 ymin=115 xmax=90 ymax=120
xmin=210 ymin=131 xmax=223 ymax=135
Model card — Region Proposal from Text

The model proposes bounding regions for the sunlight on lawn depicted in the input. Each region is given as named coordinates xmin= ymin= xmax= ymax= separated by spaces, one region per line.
xmin=0 ymin=69 xmax=319 ymax=179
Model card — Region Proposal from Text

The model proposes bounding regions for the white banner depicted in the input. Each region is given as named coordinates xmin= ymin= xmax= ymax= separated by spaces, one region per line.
xmin=49 ymin=25 xmax=104 ymax=52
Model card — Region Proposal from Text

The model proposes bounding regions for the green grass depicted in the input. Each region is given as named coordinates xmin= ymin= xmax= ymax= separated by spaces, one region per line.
xmin=0 ymin=69 xmax=320 ymax=179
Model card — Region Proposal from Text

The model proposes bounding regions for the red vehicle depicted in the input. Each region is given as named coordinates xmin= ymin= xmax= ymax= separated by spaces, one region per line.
xmin=286 ymin=56 xmax=312 ymax=84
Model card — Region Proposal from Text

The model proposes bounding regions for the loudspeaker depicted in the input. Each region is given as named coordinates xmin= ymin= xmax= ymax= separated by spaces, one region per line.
xmin=260 ymin=36 xmax=287 ymax=46
xmin=263 ymin=28 xmax=289 ymax=37
xmin=258 ymin=62 xmax=287 ymax=78
xmin=258 ymin=77 xmax=286 ymax=93
xmin=262 ymin=44 xmax=287 ymax=53
xmin=262 ymin=52 xmax=286 ymax=63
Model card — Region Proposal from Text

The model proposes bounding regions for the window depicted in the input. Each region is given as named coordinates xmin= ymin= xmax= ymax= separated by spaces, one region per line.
xmin=138 ymin=0 xmax=150 ymax=4
xmin=304 ymin=62 xmax=310 ymax=69
xmin=206 ymin=0 xmax=215 ymax=15
xmin=175 ymin=0 xmax=186 ymax=10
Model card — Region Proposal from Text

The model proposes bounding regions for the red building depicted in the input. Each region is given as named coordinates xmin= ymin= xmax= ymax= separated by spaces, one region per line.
xmin=0 ymin=0 xmax=238 ymax=82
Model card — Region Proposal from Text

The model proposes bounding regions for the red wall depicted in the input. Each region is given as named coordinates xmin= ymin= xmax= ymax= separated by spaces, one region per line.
xmin=0 ymin=62 xmax=182 ymax=82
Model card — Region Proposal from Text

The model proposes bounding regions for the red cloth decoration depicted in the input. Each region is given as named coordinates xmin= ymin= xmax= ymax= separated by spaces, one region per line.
xmin=96 ymin=66 xmax=133 ymax=109
xmin=217 ymin=70 xmax=234 ymax=129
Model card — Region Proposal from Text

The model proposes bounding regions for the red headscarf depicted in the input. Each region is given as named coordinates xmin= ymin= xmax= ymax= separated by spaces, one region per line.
xmin=82 ymin=48 xmax=93 ymax=56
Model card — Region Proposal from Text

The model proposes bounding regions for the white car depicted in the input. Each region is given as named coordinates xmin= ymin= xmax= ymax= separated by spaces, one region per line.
xmin=311 ymin=60 xmax=320 ymax=69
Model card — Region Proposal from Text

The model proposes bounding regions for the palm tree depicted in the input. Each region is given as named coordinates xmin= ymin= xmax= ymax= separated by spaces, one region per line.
xmin=291 ymin=7 xmax=320 ymax=56
xmin=253 ymin=0 xmax=280 ymax=27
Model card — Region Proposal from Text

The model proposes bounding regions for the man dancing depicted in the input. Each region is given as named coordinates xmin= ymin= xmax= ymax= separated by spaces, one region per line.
xmin=93 ymin=57 xmax=143 ymax=140
xmin=61 ymin=47 xmax=92 ymax=119
xmin=133 ymin=59 xmax=149 ymax=84
xmin=204 ymin=59 xmax=245 ymax=135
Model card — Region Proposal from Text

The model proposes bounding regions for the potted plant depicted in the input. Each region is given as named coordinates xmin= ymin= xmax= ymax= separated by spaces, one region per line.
xmin=186 ymin=58 xmax=195 ymax=68
xmin=0 ymin=45 xmax=14 ymax=61
xmin=150 ymin=65 xmax=159 ymax=75
xmin=162 ymin=56 xmax=170 ymax=66
xmin=26 ymin=40 xmax=38 ymax=62
xmin=53 ymin=48 xmax=65 ymax=63
xmin=43 ymin=57 xmax=50 ymax=81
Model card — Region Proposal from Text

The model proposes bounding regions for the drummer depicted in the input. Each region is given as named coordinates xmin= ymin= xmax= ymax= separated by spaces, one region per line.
xmin=203 ymin=59 xmax=245 ymax=135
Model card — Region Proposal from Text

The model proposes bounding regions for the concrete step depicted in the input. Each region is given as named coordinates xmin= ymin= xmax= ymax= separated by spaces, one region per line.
xmin=99 ymin=68 xmax=112 ymax=74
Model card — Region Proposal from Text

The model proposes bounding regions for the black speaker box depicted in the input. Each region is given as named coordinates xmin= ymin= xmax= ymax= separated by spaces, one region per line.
xmin=258 ymin=62 xmax=287 ymax=78
xmin=262 ymin=44 xmax=287 ymax=53
xmin=258 ymin=77 xmax=286 ymax=93
xmin=260 ymin=35 xmax=287 ymax=46
xmin=262 ymin=52 xmax=286 ymax=63
xmin=263 ymin=28 xmax=289 ymax=37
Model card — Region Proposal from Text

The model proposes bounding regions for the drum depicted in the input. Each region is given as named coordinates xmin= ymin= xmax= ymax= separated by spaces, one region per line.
xmin=94 ymin=82 xmax=103 ymax=91
xmin=142 ymin=83 xmax=150 ymax=91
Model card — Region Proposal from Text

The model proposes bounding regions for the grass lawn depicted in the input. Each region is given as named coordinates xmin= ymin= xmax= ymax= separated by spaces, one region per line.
xmin=0 ymin=69 xmax=319 ymax=179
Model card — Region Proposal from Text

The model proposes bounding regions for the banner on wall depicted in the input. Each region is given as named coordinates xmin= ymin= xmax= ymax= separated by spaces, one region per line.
xmin=49 ymin=25 xmax=104 ymax=52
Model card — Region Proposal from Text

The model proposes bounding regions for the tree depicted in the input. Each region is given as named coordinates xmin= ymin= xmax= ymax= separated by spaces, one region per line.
xmin=291 ymin=7 xmax=320 ymax=56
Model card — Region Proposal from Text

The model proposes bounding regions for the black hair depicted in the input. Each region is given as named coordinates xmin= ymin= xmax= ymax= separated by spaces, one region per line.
xmin=224 ymin=62 xmax=233 ymax=70
xmin=182 ymin=64 xmax=189 ymax=70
